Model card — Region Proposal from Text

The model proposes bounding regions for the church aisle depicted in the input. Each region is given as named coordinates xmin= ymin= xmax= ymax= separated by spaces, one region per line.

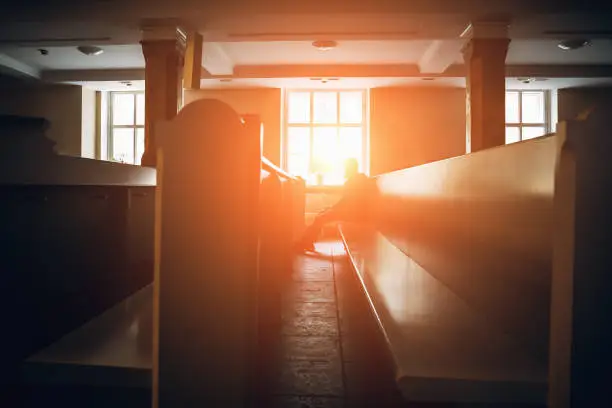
xmin=270 ymin=240 xmax=406 ymax=408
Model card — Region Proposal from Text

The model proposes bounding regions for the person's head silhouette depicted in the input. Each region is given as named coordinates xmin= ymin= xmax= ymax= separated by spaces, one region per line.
xmin=344 ymin=158 xmax=359 ymax=180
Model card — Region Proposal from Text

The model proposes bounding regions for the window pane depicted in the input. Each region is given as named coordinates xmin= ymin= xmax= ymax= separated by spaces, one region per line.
xmin=288 ymin=92 xmax=310 ymax=124
xmin=522 ymin=92 xmax=545 ymax=124
xmin=339 ymin=127 xmax=363 ymax=170
xmin=287 ymin=154 xmax=309 ymax=179
xmin=136 ymin=93 xmax=145 ymax=126
xmin=340 ymin=92 xmax=363 ymax=124
xmin=312 ymin=127 xmax=339 ymax=184
xmin=506 ymin=91 xmax=519 ymax=123
xmin=506 ymin=127 xmax=520 ymax=144
xmin=112 ymin=128 xmax=135 ymax=164
xmin=522 ymin=126 xmax=546 ymax=140
xmin=112 ymin=93 xmax=135 ymax=126
xmin=313 ymin=92 xmax=337 ymax=124
xmin=135 ymin=128 xmax=145 ymax=165
xmin=287 ymin=127 xmax=309 ymax=155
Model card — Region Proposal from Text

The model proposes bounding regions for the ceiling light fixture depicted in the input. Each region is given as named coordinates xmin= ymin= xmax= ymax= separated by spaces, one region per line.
xmin=517 ymin=77 xmax=536 ymax=84
xmin=77 ymin=45 xmax=104 ymax=56
xmin=557 ymin=39 xmax=591 ymax=51
xmin=312 ymin=40 xmax=337 ymax=51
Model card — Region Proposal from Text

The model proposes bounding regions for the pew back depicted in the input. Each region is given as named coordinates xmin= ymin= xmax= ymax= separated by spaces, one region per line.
xmin=376 ymin=135 xmax=559 ymax=361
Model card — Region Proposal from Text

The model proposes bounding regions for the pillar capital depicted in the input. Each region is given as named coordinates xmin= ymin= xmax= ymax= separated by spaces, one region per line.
xmin=140 ymin=19 xmax=187 ymax=54
xmin=460 ymin=21 xmax=510 ymax=41
xmin=461 ymin=21 xmax=510 ymax=61
xmin=139 ymin=20 xmax=185 ymax=167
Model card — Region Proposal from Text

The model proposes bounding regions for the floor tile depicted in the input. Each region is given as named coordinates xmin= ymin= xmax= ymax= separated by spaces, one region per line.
xmin=292 ymin=266 xmax=334 ymax=282
xmin=282 ymin=317 xmax=339 ymax=337
xmin=282 ymin=336 xmax=341 ymax=361
xmin=283 ymin=302 xmax=338 ymax=318
xmin=277 ymin=360 xmax=344 ymax=397
xmin=284 ymin=282 xmax=336 ymax=303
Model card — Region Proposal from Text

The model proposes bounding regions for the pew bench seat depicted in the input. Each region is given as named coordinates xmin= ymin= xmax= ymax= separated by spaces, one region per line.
xmin=21 ymin=285 xmax=153 ymax=389
xmin=338 ymin=223 xmax=547 ymax=405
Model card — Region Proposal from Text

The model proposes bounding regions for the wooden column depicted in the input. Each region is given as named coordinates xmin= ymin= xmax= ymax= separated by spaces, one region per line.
xmin=183 ymin=32 xmax=202 ymax=90
xmin=140 ymin=25 xmax=185 ymax=167
xmin=462 ymin=22 xmax=510 ymax=153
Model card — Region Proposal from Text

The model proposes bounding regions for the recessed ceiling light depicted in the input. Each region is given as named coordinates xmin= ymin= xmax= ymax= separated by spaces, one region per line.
xmin=38 ymin=49 xmax=49 ymax=56
xmin=312 ymin=40 xmax=337 ymax=51
xmin=77 ymin=45 xmax=104 ymax=56
xmin=219 ymin=78 xmax=233 ymax=82
xmin=517 ymin=77 xmax=536 ymax=84
xmin=421 ymin=77 xmax=435 ymax=81
xmin=557 ymin=39 xmax=591 ymax=51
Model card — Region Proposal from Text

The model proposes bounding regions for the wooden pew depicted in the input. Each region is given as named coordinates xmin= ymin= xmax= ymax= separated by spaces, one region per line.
xmin=19 ymin=103 xmax=305 ymax=408
xmin=339 ymin=114 xmax=612 ymax=406
xmin=0 ymin=115 xmax=156 ymax=404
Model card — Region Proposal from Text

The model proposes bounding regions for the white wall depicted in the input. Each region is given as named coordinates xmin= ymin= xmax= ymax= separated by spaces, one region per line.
xmin=81 ymin=87 xmax=97 ymax=159
xmin=0 ymin=83 xmax=95 ymax=157
xmin=184 ymin=88 xmax=282 ymax=164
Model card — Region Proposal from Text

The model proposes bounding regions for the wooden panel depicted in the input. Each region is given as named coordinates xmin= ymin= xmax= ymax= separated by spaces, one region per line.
xmin=376 ymin=135 xmax=560 ymax=361
xmin=154 ymin=99 xmax=260 ymax=407
xmin=340 ymin=224 xmax=547 ymax=404
xmin=0 ymin=184 xmax=155 ymax=392
xmin=22 ymin=285 xmax=153 ymax=388
xmin=549 ymin=117 xmax=612 ymax=408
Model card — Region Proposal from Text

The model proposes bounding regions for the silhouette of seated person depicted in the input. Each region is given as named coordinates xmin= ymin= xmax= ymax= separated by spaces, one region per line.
xmin=296 ymin=158 xmax=378 ymax=252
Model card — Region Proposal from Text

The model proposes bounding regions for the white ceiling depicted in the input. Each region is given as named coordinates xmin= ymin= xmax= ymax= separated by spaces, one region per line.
xmin=507 ymin=40 xmax=612 ymax=65
xmin=3 ymin=38 xmax=612 ymax=73
xmin=71 ymin=77 xmax=612 ymax=92
xmin=0 ymin=44 xmax=144 ymax=70
xmin=1 ymin=10 xmax=612 ymax=89
xmin=221 ymin=40 xmax=443 ymax=65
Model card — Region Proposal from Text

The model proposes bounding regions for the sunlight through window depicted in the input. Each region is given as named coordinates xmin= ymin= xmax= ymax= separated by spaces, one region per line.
xmin=109 ymin=91 xmax=145 ymax=164
xmin=505 ymin=90 xmax=549 ymax=144
xmin=285 ymin=90 xmax=367 ymax=186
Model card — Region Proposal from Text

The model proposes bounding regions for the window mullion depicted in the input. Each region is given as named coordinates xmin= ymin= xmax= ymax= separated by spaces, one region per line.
xmin=518 ymin=91 xmax=523 ymax=141
xmin=133 ymin=94 xmax=138 ymax=164
xmin=309 ymin=91 xmax=314 ymax=180
xmin=108 ymin=92 xmax=114 ymax=161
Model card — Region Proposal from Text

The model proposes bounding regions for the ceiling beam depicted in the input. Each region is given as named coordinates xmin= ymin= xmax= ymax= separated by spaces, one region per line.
xmin=201 ymin=42 xmax=234 ymax=76
xmin=41 ymin=69 xmax=145 ymax=82
xmin=183 ymin=32 xmax=203 ymax=89
xmin=205 ymin=63 xmax=612 ymax=79
xmin=0 ymin=53 xmax=40 ymax=79
xmin=418 ymin=39 xmax=465 ymax=74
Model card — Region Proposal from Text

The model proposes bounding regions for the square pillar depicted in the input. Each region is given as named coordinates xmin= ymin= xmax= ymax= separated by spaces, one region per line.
xmin=140 ymin=23 xmax=185 ymax=167
xmin=462 ymin=23 xmax=510 ymax=153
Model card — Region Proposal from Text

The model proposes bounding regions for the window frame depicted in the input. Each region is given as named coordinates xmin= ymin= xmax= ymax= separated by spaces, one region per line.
xmin=107 ymin=90 xmax=145 ymax=164
xmin=282 ymin=89 xmax=369 ymax=185
xmin=505 ymin=90 xmax=551 ymax=143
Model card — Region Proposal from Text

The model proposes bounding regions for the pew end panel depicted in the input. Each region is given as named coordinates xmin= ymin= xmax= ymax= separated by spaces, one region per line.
xmin=154 ymin=99 xmax=261 ymax=406
xmin=549 ymin=117 xmax=612 ymax=408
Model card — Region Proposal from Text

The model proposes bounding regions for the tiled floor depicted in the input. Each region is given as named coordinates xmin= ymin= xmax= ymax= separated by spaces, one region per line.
xmin=271 ymin=240 xmax=405 ymax=408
